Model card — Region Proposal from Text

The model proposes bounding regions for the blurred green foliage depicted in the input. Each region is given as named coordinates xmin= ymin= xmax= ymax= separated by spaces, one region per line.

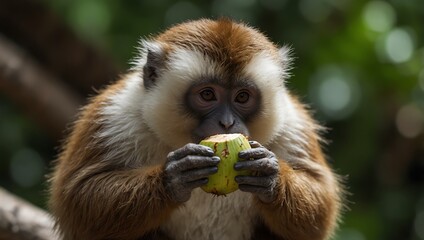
xmin=1 ymin=0 xmax=423 ymax=239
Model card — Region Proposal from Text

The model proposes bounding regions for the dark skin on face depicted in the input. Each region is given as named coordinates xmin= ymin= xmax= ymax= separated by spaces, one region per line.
xmin=164 ymin=81 xmax=280 ymax=203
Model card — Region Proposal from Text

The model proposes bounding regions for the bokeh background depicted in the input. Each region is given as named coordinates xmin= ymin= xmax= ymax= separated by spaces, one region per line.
xmin=0 ymin=0 xmax=423 ymax=239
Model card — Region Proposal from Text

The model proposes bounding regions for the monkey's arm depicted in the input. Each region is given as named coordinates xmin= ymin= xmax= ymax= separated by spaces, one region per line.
xmin=50 ymin=161 xmax=179 ymax=239
xmin=51 ymin=144 xmax=220 ymax=240
xmin=257 ymin=161 xmax=340 ymax=240
xmin=235 ymin=141 xmax=341 ymax=240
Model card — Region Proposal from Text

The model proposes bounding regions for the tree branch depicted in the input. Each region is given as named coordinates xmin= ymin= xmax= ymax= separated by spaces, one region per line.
xmin=0 ymin=0 xmax=120 ymax=97
xmin=0 ymin=187 xmax=59 ymax=240
xmin=0 ymin=34 xmax=82 ymax=140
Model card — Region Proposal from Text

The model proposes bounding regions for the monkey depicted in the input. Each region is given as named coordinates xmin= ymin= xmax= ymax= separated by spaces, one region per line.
xmin=49 ymin=18 xmax=343 ymax=240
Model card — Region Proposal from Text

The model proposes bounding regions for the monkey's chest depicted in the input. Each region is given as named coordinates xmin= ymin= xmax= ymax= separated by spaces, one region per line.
xmin=161 ymin=189 xmax=257 ymax=240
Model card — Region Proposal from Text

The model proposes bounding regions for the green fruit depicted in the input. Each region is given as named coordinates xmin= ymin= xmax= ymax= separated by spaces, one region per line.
xmin=200 ymin=133 xmax=251 ymax=195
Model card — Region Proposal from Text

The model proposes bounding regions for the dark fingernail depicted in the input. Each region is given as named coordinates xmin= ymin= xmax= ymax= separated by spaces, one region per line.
xmin=234 ymin=176 xmax=241 ymax=182
xmin=205 ymin=148 xmax=214 ymax=154
xmin=234 ymin=163 xmax=241 ymax=170
xmin=201 ymin=178 xmax=209 ymax=184
xmin=212 ymin=156 xmax=220 ymax=163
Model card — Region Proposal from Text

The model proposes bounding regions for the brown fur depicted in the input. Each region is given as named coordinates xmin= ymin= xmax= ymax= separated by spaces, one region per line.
xmin=50 ymin=81 xmax=179 ymax=239
xmin=49 ymin=19 xmax=342 ymax=240
xmin=155 ymin=18 xmax=279 ymax=79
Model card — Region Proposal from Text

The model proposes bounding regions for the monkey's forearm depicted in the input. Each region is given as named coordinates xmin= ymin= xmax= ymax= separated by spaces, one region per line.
xmin=256 ymin=160 xmax=341 ymax=240
xmin=51 ymin=164 xmax=178 ymax=239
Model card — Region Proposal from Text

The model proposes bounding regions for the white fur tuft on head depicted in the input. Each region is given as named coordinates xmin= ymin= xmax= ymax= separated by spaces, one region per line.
xmin=278 ymin=45 xmax=294 ymax=79
xmin=131 ymin=39 xmax=165 ymax=71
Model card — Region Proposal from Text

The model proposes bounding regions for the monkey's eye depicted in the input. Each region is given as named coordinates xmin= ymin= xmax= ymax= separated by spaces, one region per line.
xmin=200 ymin=89 xmax=216 ymax=101
xmin=235 ymin=91 xmax=250 ymax=104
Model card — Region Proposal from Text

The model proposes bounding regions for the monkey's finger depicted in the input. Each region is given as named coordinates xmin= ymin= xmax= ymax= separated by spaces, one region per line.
xmin=238 ymin=148 xmax=273 ymax=160
xmin=234 ymin=159 xmax=279 ymax=174
xmin=168 ymin=143 xmax=214 ymax=161
xmin=238 ymin=184 xmax=271 ymax=195
xmin=184 ymin=178 xmax=209 ymax=190
xmin=235 ymin=176 xmax=276 ymax=188
xmin=238 ymin=184 xmax=276 ymax=203
xmin=166 ymin=156 xmax=220 ymax=172
xmin=249 ymin=141 xmax=262 ymax=148
xmin=181 ymin=167 xmax=218 ymax=182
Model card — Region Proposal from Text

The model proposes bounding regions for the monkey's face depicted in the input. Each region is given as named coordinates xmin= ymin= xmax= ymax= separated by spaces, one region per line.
xmin=138 ymin=20 xmax=291 ymax=149
xmin=185 ymin=78 xmax=261 ymax=143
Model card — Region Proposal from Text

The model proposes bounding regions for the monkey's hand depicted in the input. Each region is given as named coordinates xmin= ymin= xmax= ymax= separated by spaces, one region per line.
xmin=164 ymin=143 xmax=220 ymax=203
xmin=234 ymin=141 xmax=279 ymax=203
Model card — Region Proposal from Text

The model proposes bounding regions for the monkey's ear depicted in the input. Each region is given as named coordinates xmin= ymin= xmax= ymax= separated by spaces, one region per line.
xmin=139 ymin=41 xmax=166 ymax=90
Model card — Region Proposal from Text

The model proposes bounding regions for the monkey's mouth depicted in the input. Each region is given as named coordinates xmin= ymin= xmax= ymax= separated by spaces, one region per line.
xmin=193 ymin=132 xmax=249 ymax=144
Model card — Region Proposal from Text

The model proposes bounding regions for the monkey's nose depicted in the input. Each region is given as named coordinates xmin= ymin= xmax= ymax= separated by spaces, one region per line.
xmin=219 ymin=119 xmax=235 ymax=130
